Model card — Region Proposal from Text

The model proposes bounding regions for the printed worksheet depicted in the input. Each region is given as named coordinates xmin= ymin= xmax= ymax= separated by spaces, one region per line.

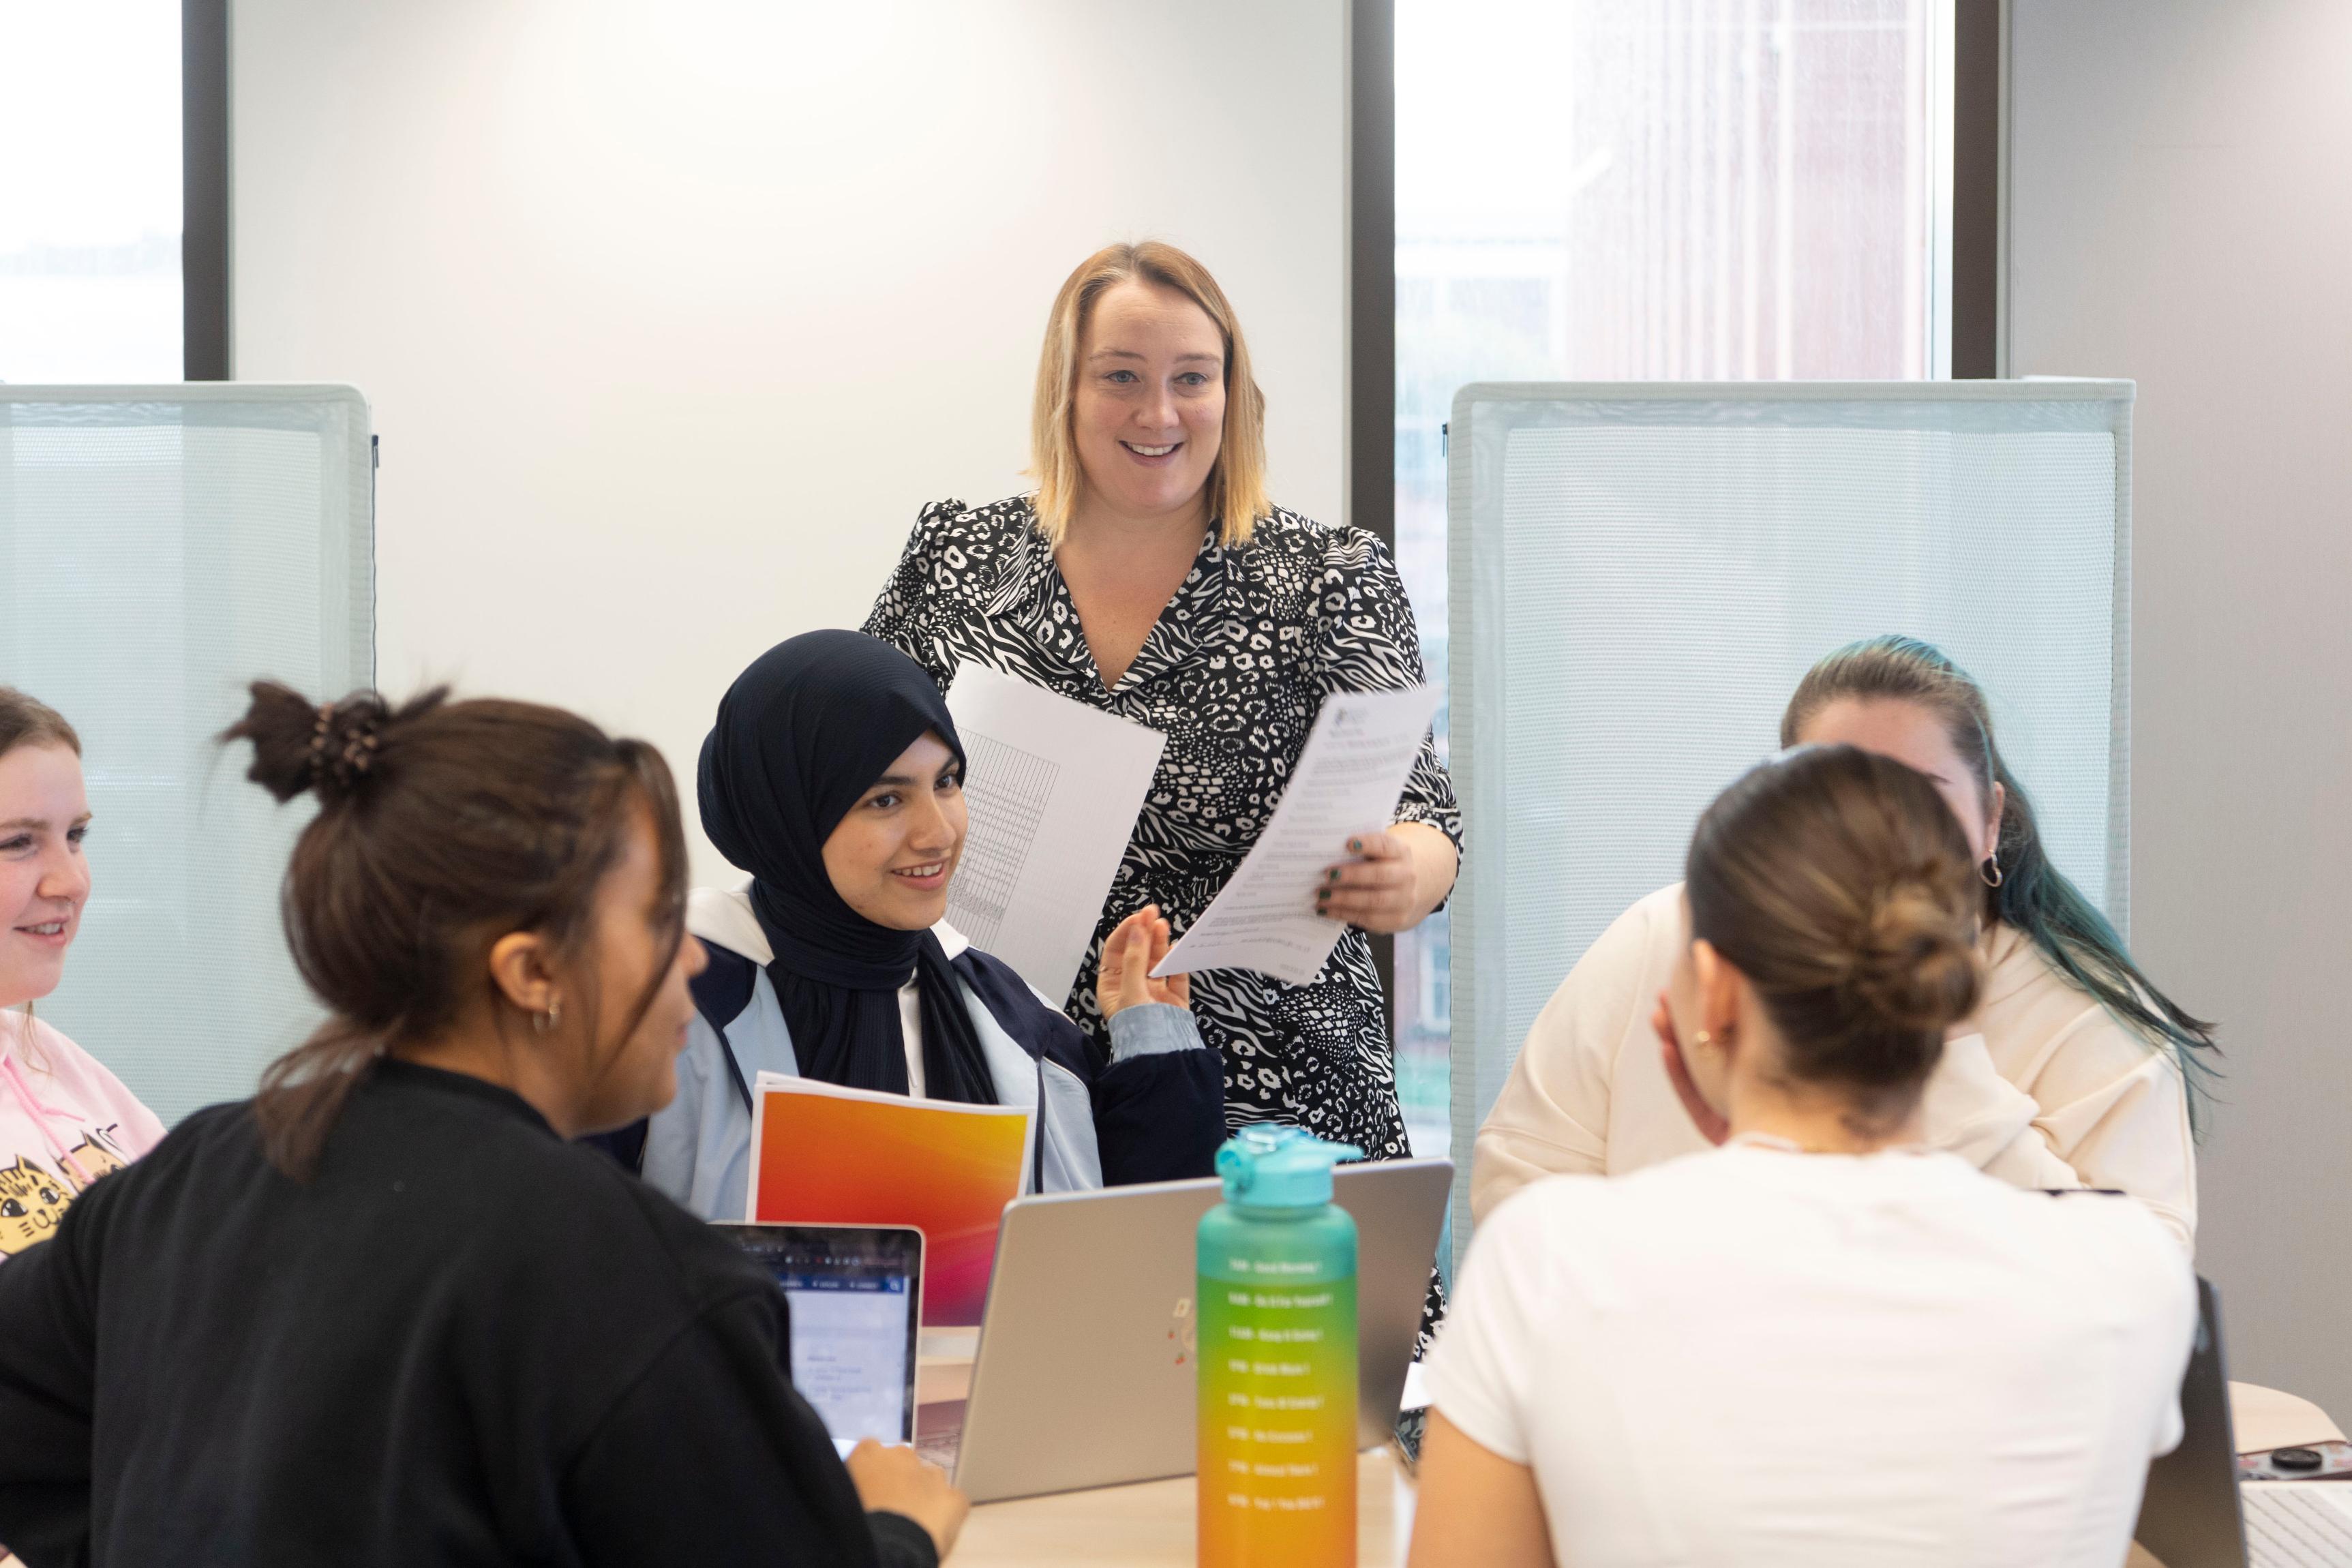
xmin=746 ymin=1073 xmax=1034 ymax=1328
xmin=944 ymin=663 xmax=1167 ymax=1003
xmin=1155 ymin=684 xmax=1443 ymax=985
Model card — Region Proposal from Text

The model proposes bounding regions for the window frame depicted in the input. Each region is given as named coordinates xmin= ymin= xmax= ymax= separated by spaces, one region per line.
xmin=183 ymin=0 xmax=230 ymax=380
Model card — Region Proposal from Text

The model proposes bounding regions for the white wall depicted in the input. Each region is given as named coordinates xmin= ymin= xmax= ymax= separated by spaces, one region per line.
xmin=2010 ymin=0 xmax=2352 ymax=1418
xmin=232 ymin=0 xmax=1350 ymax=881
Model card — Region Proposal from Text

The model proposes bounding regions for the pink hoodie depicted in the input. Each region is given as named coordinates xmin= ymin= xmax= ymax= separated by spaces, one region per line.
xmin=0 ymin=1011 xmax=165 ymax=1260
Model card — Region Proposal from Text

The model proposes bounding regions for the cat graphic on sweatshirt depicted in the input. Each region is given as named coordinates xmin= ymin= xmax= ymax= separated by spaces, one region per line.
xmin=0 ymin=1157 xmax=72 ymax=1255
xmin=61 ymin=1127 xmax=130 ymax=1189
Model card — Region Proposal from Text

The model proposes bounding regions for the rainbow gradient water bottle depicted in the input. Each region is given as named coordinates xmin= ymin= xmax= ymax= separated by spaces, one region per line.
xmin=1197 ymin=1126 xmax=1362 ymax=1568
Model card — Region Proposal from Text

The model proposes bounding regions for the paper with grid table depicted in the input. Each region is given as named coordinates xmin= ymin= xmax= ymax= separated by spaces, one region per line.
xmin=941 ymin=663 xmax=1166 ymax=1005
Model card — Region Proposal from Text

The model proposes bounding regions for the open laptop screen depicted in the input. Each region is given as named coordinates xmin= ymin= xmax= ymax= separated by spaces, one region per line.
xmin=717 ymin=1222 xmax=923 ymax=1452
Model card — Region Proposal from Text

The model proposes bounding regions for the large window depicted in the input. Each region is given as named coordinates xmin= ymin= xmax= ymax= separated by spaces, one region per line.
xmin=1391 ymin=0 xmax=1955 ymax=1156
xmin=0 ymin=0 xmax=183 ymax=382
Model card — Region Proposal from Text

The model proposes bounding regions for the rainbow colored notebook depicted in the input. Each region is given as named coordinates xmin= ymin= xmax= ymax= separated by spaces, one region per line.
xmin=743 ymin=1074 xmax=1034 ymax=1328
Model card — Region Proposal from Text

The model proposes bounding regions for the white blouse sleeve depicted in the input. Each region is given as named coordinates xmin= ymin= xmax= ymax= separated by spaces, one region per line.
xmin=2006 ymin=1014 xmax=2197 ymax=1254
xmin=1916 ymin=1031 xmax=2072 ymax=1179
xmin=1956 ymin=936 xmax=2199 ymax=1254
xmin=1471 ymin=885 xmax=1683 ymax=1222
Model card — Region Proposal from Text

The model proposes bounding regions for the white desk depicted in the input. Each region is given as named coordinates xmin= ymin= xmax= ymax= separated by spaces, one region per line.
xmin=952 ymin=1447 xmax=1404 ymax=1568
xmin=924 ymin=1378 xmax=2345 ymax=1565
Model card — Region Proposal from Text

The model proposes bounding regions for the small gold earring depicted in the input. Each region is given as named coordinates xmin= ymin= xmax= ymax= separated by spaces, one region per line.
xmin=533 ymin=997 xmax=562 ymax=1036
xmin=1691 ymin=1029 xmax=1713 ymax=1050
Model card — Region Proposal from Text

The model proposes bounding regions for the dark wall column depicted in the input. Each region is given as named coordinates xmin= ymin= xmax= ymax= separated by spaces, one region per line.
xmin=1952 ymin=0 xmax=2002 ymax=378
xmin=1351 ymin=0 xmax=1400 ymax=1032
xmin=183 ymin=0 xmax=231 ymax=380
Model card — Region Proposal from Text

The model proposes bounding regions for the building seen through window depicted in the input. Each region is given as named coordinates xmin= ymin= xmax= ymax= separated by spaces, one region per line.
xmin=1391 ymin=0 xmax=1954 ymax=1156
xmin=0 ymin=0 xmax=183 ymax=383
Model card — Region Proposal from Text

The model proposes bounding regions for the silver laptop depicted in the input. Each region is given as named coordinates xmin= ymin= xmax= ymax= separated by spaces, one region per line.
xmin=937 ymin=1158 xmax=1451 ymax=1503
xmin=2135 ymin=1278 xmax=2352 ymax=1567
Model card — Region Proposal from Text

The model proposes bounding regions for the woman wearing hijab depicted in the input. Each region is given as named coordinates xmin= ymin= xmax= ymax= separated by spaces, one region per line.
xmin=620 ymin=631 xmax=1226 ymax=1221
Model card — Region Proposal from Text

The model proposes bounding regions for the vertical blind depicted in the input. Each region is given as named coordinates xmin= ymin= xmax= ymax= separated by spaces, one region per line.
xmin=0 ymin=386 xmax=373 ymax=1123
xmin=1445 ymin=379 xmax=2132 ymax=1261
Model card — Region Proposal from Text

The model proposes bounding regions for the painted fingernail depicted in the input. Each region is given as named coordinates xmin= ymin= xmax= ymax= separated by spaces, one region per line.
xmin=1327 ymin=868 xmax=1342 ymax=884
xmin=1315 ymin=889 xmax=1331 ymax=904
xmin=1348 ymin=838 xmax=1363 ymax=853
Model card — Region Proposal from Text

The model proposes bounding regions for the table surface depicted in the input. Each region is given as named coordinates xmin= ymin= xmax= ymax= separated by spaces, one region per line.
xmin=0 ymin=1459 xmax=2192 ymax=1568
xmin=918 ymin=1366 xmax=2342 ymax=1565
xmin=951 ymin=1447 xmax=1405 ymax=1567
xmin=944 ymin=1447 xmax=2189 ymax=1568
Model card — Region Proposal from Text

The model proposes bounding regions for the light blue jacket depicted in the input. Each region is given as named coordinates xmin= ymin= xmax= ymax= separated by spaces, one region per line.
xmin=640 ymin=887 xmax=1220 ymax=1221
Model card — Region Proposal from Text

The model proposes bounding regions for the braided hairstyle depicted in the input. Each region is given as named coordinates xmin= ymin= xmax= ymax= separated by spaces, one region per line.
xmin=1687 ymin=745 xmax=1982 ymax=1128
xmin=222 ymin=682 xmax=687 ymax=1177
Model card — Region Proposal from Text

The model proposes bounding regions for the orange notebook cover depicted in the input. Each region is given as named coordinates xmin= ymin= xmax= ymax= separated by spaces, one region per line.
xmin=744 ymin=1074 xmax=1034 ymax=1327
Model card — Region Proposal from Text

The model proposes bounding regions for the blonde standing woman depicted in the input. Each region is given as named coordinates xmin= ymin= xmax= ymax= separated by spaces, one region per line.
xmin=864 ymin=242 xmax=1460 ymax=1164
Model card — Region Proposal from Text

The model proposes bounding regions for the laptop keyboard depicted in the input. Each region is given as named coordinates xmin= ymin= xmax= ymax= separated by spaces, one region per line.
xmin=914 ymin=1398 xmax=963 ymax=1471
xmin=2246 ymin=1486 xmax=2352 ymax=1567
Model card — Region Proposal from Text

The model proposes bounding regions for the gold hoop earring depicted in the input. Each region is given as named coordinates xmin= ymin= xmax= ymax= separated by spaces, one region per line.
xmin=1980 ymin=854 xmax=2004 ymax=889
xmin=533 ymin=997 xmax=562 ymax=1036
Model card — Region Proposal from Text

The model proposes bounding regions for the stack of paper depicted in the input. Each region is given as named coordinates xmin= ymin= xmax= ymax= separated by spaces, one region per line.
xmin=1156 ymin=684 xmax=1444 ymax=985
xmin=943 ymin=662 xmax=1167 ymax=1003
xmin=745 ymin=1074 xmax=1034 ymax=1327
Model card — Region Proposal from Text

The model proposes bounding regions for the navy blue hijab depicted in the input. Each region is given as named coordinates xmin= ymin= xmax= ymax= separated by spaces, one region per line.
xmin=698 ymin=631 xmax=997 ymax=1103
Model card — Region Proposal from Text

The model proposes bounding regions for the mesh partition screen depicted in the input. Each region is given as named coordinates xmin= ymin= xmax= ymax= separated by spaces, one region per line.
xmin=0 ymin=387 xmax=373 ymax=1123
xmin=1446 ymin=382 xmax=2132 ymax=1258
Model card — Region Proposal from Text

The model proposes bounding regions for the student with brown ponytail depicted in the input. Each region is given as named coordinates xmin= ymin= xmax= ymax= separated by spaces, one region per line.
xmin=0 ymin=685 xmax=964 ymax=1567
xmin=1477 ymin=636 xmax=2210 ymax=1250
xmin=1411 ymin=746 xmax=2196 ymax=1568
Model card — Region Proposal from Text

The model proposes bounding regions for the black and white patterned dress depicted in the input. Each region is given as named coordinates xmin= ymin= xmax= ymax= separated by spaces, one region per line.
xmin=863 ymin=495 xmax=1462 ymax=1161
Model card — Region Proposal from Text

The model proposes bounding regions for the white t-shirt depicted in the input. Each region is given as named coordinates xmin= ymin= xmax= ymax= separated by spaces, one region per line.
xmin=1426 ymin=1141 xmax=2196 ymax=1568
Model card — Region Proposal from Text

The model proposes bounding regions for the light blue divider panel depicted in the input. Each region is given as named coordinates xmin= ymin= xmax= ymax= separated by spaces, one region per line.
xmin=1445 ymin=380 xmax=2132 ymax=1262
xmin=0 ymin=387 xmax=374 ymax=1124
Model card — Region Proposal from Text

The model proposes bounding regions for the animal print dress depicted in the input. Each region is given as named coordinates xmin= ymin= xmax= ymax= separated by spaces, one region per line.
xmin=864 ymin=496 xmax=1461 ymax=1163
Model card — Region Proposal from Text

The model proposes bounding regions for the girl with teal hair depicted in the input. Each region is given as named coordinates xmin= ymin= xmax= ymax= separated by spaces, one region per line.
xmin=1475 ymin=635 xmax=2211 ymax=1252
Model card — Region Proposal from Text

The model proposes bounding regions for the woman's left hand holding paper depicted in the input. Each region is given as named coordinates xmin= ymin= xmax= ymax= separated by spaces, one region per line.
xmin=1098 ymin=903 xmax=1188 ymax=1017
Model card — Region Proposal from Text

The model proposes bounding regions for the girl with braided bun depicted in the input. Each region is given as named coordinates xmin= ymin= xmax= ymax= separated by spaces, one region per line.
xmin=0 ymin=682 xmax=963 ymax=1568
xmin=1412 ymin=745 xmax=2196 ymax=1568
xmin=0 ymin=689 xmax=163 ymax=1261
xmin=1477 ymin=635 xmax=2210 ymax=1250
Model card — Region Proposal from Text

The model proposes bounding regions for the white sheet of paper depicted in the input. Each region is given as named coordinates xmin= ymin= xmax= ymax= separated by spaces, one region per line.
xmin=943 ymin=663 xmax=1167 ymax=1003
xmin=1154 ymin=683 xmax=1443 ymax=986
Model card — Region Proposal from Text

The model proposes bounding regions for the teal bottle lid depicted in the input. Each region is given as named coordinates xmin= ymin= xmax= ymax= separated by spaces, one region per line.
xmin=1215 ymin=1124 xmax=1364 ymax=1209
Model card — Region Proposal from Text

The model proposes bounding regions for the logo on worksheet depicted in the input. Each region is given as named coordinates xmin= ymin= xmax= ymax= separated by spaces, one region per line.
xmin=1169 ymin=1294 xmax=1196 ymax=1366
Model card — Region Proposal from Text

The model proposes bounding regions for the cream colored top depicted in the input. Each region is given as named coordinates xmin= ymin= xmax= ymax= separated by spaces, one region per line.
xmin=1472 ymin=884 xmax=2198 ymax=1251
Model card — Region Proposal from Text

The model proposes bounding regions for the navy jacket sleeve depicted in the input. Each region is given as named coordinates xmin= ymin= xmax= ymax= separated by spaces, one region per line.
xmin=1090 ymin=1042 xmax=1227 ymax=1186
xmin=956 ymin=951 xmax=1224 ymax=1186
